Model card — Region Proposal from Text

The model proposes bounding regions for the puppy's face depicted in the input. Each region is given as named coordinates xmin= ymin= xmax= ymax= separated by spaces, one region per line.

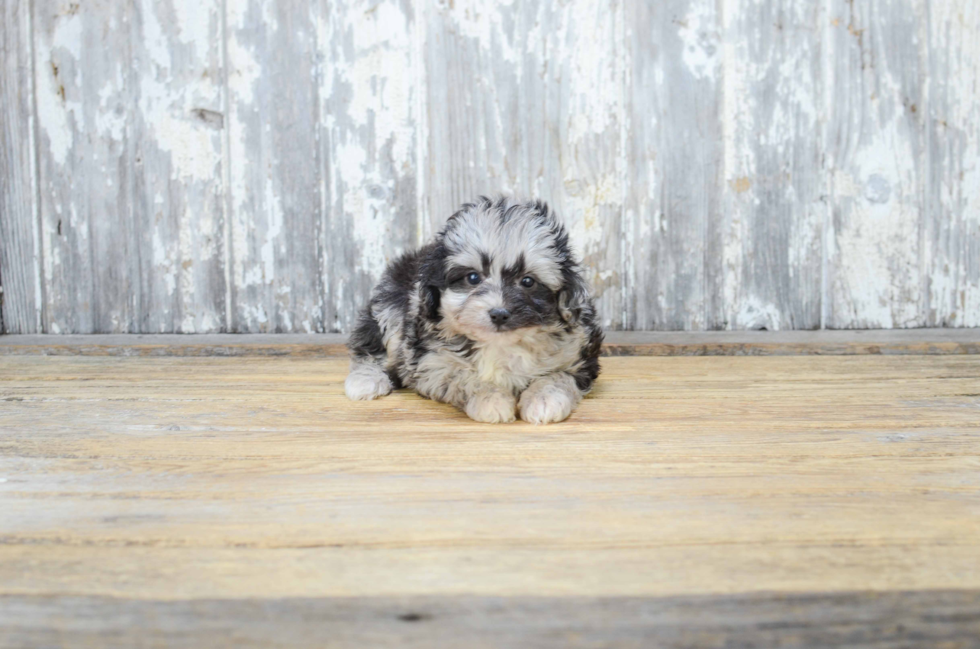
xmin=434 ymin=200 xmax=569 ymax=342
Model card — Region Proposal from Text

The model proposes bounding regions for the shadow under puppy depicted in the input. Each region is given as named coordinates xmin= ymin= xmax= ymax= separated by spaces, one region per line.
xmin=345 ymin=196 xmax=603 ymax=424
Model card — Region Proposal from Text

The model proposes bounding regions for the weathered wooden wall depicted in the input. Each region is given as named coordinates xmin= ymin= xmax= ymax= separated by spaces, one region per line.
xmin=1 ymin=0 xmax=978 ymax=333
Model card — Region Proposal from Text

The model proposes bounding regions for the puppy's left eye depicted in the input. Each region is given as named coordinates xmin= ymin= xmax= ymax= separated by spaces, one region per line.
xmin=520 ymin=276 xmax=535 ymax=288
xmin=466 ymin=272 xmax=481 ymax=285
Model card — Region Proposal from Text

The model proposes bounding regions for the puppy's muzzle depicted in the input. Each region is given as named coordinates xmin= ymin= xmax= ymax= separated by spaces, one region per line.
xmin=488 ymin=308 xmax=510 ymax=327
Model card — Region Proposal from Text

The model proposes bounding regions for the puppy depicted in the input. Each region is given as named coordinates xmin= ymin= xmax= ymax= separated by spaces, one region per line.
xmin=345 ymin=196 xmax=603 ymax=424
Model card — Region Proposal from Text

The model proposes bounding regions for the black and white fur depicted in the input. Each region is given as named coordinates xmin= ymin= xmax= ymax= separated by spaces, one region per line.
xmin=345 ymin=196 xmax=603 ymax=424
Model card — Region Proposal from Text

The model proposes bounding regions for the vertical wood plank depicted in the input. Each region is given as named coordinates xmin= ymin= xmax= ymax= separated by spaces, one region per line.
xmin=624 ymin=0 xmax=721 ymax=330
xmin=226 ymin=1 xmax=321 ymax=332
xmin=717 ymin=0 xmax=824 ymax=330
xmin=823 ymin=0 xmax=928 ymax=329
xmin=421 ymin=0 xmax=522 ymax=236
xmin=34 ymin=2 xmax=139 ymax=333
xmin=318 ymin=0 xmax=419 ymax=333
xmin=927 ymin=1 xmax=980 ymax=327
xmin=130 ymin=0 xmax=227 ymax=332
xmin=13 ymin=0 xmax=977 ymax=333
xmin=423 ymin=0 xmax=625 ymax=329
xmin=522 ymin=0 xmax=626 ymax=330
xmin=0 ymin=0 xmax=39 ymax=333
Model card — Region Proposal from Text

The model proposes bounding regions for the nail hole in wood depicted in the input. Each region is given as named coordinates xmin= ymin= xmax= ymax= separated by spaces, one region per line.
xmin=397 ymin=612 xmax=430 ymax=623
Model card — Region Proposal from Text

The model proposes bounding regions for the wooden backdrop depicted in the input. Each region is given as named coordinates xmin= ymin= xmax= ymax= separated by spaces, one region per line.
xmin=1 ymin=0 xmax=978 ymax=334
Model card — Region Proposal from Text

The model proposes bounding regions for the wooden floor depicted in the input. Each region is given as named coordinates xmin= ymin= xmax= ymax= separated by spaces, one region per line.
xmin=1 ymin=349 xmax=979 ymax=647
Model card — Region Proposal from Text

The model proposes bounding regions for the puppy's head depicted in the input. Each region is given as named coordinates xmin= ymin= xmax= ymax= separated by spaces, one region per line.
xmin=419 ymin=197 xmax=589 ymax=342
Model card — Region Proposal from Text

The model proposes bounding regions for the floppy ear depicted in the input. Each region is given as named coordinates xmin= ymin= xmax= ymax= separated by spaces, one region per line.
xmin=557 ymin=270 xmax=591 ymax=325
xmin=417 ymin=242 xmax=447 ymax=322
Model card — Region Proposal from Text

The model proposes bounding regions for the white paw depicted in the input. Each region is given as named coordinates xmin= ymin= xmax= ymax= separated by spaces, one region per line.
xmin=519 ymin=375 xmax=581 ymax=425
xmin=465 ymin=389 xmax=517 ymax=424
xmin=345 ymin=363 xmax=393 ymax=401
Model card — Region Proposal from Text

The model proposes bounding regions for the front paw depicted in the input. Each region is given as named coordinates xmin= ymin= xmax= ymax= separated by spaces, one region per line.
xmin=519 ymin=375 xmax=581 ymax=424
xmin=345 ymin=363 xmax=393 ymax=401
xmin=465 ymin=389 xmax=517 ymax=424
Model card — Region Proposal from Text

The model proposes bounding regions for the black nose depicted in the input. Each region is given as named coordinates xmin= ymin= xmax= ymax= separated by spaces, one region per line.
xmin=489 ymin=308 xmax=510 ymax=326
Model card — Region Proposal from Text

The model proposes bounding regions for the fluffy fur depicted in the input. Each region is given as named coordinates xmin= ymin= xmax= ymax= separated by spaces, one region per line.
xmin=345 ymin=196 xmax=603 ymax=424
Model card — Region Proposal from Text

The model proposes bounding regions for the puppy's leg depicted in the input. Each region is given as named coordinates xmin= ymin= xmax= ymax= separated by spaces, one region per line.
xmin=345 ymin=360 xmax=393 ymax=401
xmin=415 ymin=352 xmax=516 ymax=423
xmin=518 ymin=372 xmax=582 ymax=424
xmin=345 ymin=309 xmax=393 ymax=401
xmin=464 ymin=385 xmax=517 ymax=424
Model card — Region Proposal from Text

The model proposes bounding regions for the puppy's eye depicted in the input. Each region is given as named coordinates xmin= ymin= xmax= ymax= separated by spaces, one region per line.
xmin=520 ymin=276 xmax=535 ymax=288
xmin=466 ymin=272 xmax=481 ymax=285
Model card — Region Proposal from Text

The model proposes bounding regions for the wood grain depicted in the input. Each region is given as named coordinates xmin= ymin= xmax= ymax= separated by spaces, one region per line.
xmin=225 ymin=1 xmax=322 ymax=333
xmin=131 ymin=0 xmax=227 ymax=333
xmin=824 ymin=0 xmax=928 ymax=328
xmin=3 ymin=591 xmax=979 ymax=649
xmin=33 ymin=1 xmax=140 ymax=333
xmin=0 ymin=0 xmax=39 ymax=334
xmin=423 ymin=0 xmax=625 ymax=329
xmin=624 ymin=0 xmax=721 ymax=331
xmin=522 ymin=0 xmax=625 ymax=330
xmin=719 ymin=0 xmax=823 ymax=331
xmin=1 ymin=329 xmax=979 ymax=357
xmin=319 ymin=0 xmax=419 ymax=333
xmin=0 ymin=353 xmax=978 ymax=644
xmin=420 ymin=0 xmax=522 ymax=235
xmin=927 ymin=0 xmax=980 ymax=328
xmin=4 ymin=1 xmax=980 ymax=333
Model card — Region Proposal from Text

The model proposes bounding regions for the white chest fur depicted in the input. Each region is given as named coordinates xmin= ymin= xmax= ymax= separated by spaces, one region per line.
xmin=471 ymin=328 xmax=583 ymax=393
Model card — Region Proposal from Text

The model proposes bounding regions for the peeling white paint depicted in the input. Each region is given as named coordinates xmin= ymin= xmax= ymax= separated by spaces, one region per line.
xmin=564 ymin=173 xmax=621 ymax=251
xmin=338 ymin=141 xmax=389 ymax=283
xmin=261 ymin=177 xmax=283 ymax=286
xmin=561 ymin=1 xmax=620 ymax=144
xmin=95 ymin=80 xmax=126 ymax=143
xmin=679 ymin=1 xmax=720 ymax=81
xmin=339 ymin=3 xmax=414 ymax=167
xmin=226 ymin=17 xmax=259 ymax=298
xmin=50 ymin=11 xmax=82 ymax=60
xmin=322 ymin=0 xmax=419 ymax=330
xmin=829 ymin=7 xmax=924 ymax=329
xmin=719 ymin=0 xmax=826 ymax=330
xmin=928 ymin=0 xmax=980 ymax=327
xmin=227 ymin=37 xmax=261 ymax=106
xmin=737 ymin=296 xmax=783 ymax=331
xmin=8 ymin=0 xmax=980 ymax=333
xmin=152 ymin=229 xmax=177 ymax=298
xmin=172 ymin=0 xmax=211 ymax=47
xmin=36 ymin=32 xmax=79 ymax=167
xmin=413 ymin=0 xmax=429 ymax=246
xmin=454 ymin=0 xmax=518 ymax=66
xmin=720 ymin=1 xmax=751 ymax=328
xmin=137 ymin=3 xmax=222 ymax=182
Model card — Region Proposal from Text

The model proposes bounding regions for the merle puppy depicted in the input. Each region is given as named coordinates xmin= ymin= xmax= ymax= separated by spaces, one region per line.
xmin=345 ymin=196 xmax=603 ymax=424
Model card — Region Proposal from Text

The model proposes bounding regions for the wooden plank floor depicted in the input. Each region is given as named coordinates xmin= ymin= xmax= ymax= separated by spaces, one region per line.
xmin=3 ymin=328 xmax=980 ymax=357
xmin=1 ymin=352 xmax=979 ymax=647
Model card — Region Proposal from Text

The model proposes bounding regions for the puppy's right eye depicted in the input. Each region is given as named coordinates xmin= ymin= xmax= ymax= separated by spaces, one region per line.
xmin=466 ymin=272 xmax=481 ymax=285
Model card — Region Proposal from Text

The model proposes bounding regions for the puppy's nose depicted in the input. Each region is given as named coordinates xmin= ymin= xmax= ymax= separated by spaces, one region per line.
xmin=488 ymin=308 xmax=510 ymax=326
